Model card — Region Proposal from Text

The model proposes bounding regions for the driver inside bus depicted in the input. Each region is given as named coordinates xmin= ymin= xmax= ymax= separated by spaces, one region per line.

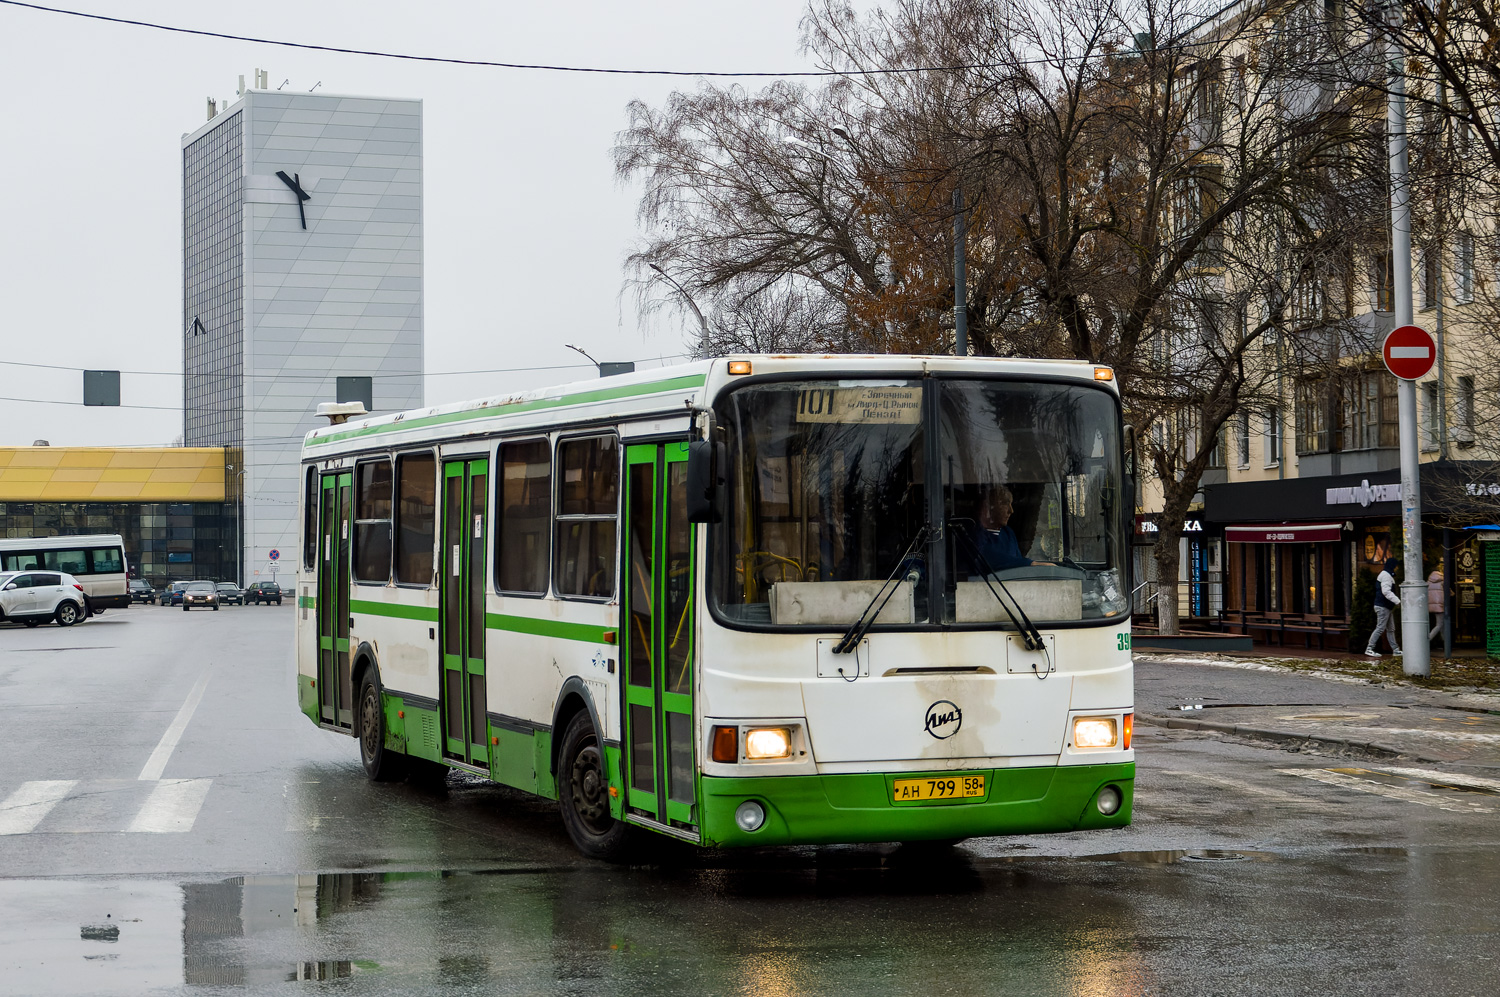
xmin=968 ymin=484 xmax=1051 ymax=573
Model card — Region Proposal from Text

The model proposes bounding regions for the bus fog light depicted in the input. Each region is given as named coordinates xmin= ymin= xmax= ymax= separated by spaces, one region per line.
xmin=1096 ymin=785 xmax=1123 ymax=816
xmin=1073 ymin=717 xmax=1118 ymax=748
xmin=735 ymin=800 xmax=766 ymax=832
xmin=744 ymin=727 xmax=792 ymax=759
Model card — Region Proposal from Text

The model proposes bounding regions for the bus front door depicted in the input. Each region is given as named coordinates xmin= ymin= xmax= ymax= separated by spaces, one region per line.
xmin=440 ymin=458 xmax=489 ymax=767
xmin=318 ymin=471 xmax=354 ymax=727
xmin=622 ymin=442 xmax=696 ymax=829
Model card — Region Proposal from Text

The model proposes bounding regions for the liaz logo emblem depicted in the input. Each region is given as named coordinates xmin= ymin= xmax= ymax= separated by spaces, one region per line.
xmin=924 ymin=700 xmax=962 ymax=739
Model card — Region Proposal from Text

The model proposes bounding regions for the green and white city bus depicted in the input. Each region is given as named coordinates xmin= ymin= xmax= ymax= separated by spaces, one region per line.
xmin=296 ymin=355 xmax=1135 ymax=857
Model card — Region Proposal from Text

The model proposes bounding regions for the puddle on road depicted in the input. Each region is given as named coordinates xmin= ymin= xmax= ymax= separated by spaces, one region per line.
xmin=1073 ymin=848 xmax=1272 ymax=864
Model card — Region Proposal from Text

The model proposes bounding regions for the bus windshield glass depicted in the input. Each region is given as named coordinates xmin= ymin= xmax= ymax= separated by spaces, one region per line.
xmin=711 ymin=377 xmax=1127 ymax=628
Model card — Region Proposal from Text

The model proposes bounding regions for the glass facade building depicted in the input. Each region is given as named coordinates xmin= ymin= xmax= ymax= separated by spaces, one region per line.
xmin=0 ymin=502 xmax=236 ymax=587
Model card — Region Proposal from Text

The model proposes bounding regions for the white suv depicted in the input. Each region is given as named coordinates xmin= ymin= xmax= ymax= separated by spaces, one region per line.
xmin=0 ymin=570 xmax=88 ymax=628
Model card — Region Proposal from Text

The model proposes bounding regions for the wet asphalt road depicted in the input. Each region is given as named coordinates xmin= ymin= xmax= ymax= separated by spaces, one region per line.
xmin=1 ymin=606 xmax=1497 ymax=995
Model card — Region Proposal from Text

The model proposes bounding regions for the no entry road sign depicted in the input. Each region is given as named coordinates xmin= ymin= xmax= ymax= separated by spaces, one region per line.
xmin=1383 ymin=325 xmax=1436 ymax=380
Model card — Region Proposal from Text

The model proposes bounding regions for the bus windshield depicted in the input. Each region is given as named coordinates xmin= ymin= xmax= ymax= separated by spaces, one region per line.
xmin=711 ymin=377 xmax=1128 ymax=629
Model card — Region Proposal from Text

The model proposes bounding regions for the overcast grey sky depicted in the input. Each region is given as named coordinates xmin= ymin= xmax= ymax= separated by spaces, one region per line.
xmin=0 ymin=0 xmax=820 ymax=446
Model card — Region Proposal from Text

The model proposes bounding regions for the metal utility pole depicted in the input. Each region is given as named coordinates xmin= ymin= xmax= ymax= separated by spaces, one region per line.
xmin=649 ymin=262 xmax=711 ymax=340
xmin=953 ymin=189 xmax=968 ymax=356
xmin=1388 ymin=13 xmax=1430 ymax=678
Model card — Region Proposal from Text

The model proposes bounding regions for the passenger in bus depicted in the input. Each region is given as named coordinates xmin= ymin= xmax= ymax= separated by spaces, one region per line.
xmin=967 ymin=485 xmax=1051 ymax=573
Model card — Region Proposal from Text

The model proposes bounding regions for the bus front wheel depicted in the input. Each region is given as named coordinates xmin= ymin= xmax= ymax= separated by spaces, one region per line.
xmin=558 ymin=711 xmax=633 ymax=861
xmin=358 ymin=672 xmax=405 ymax=782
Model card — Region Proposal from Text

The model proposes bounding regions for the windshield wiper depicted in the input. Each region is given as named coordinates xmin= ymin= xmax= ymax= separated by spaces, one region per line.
xmin=832 ymin=525 xmax=929 ymax=656
xmin=948 ymin=518 xmax=1046 ymax=651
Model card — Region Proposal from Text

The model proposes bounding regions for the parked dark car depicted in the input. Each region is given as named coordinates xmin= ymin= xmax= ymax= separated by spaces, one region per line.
xmin=128 ymin=579 xmax=155 ymax=604
xmin=247 ymin=581 xmax=283 ymax=605
xmin=160 ymin=581 xmax=190 ymax=606
xmin=215 ymin=582 xmax=244 ymax=606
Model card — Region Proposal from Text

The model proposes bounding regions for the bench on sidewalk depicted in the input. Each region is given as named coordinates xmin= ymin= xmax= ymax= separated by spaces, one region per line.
xmin=1222 ymin=609 xmax=1347 ymax=650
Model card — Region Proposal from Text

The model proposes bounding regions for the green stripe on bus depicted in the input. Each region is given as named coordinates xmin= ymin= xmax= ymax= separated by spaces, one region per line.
xmin=350 ymin=600 xmax=439 ymax=622
xmin=486 ymin=613 xmax=609 ymax=644
xmin=305 ymin=372 xmax=707 ymax=449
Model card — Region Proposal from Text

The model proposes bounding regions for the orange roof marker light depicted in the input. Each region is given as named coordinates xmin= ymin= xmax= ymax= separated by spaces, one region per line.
xmin=1094 ymin=367 xmax=1114 ymax=381
xmin=727 ymin=360 xmax=753 ymax=375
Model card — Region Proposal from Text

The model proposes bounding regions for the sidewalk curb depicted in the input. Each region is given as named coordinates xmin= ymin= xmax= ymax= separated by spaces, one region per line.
xmin=1137 ymin=712 xmax=1442 ymax=764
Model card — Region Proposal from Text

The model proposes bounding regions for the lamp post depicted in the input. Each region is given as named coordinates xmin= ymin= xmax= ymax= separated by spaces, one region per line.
xmin=648 ymin=263 xmax=711 ymax=340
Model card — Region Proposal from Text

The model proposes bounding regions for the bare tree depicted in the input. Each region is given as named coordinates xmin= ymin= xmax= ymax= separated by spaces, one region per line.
xmin=616 ymin=0 xmax=1378 ymax=632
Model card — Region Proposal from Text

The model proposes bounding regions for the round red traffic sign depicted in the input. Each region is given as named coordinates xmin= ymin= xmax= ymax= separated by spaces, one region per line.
xmin=1383 ymin=325 xmax=1436 ymax=380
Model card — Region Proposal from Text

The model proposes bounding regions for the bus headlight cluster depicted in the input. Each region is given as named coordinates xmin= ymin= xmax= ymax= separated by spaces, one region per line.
xmin=1073 ymin=717 xmax=1118 ymax=749
xmin=735 ymin=800 xmax=766 ymax=832
xmin=744 ymin=727 xmax=792 ymax=760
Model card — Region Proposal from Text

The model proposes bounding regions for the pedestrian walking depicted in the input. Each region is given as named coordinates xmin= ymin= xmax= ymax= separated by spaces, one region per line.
xmin=1427 ymin=565 xmax=1449 ymax=658
xmin=1365 ymin=557 xmax=1402 ymax=657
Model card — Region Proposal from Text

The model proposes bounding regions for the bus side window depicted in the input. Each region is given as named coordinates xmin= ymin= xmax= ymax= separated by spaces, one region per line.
xmin=394 ymin=452 xmax=437 ymax=586
xmin=554 ymin=435 xmax=618 ymax=599
xmin=43 ymin=548 xmax=88 ymax=575
xmin=88 ymin=548 xmax=124 ymax=574
xmin=303 ymin=466 xmax=318 ymax=570
xmin=354 ymin=459 xmax=394 ymax=583
xmin=497 ymin=439 xmax=551 ymax=595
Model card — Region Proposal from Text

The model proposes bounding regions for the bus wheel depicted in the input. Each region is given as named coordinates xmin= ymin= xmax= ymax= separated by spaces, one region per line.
xmin=558 ymin=711 xmax=633 ymax=861
xmin=358 ymin=672 xmax=405 ymax=782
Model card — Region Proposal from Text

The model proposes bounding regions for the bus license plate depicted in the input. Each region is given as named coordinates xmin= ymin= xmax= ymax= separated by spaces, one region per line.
xmin=892 ymin=775 xmax=985 ymax=802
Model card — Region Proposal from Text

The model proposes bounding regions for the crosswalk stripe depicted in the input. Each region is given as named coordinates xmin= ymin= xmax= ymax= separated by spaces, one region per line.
xmin=138 ymin=671 xmax=212 ymax=781
xmin=1276 ymin=768 xmax=1496 ymax=814
xmin=1160 ymin=769 xmax=1323 ymax=806
xmin=0 ymin=781 xmax=78 ymax=835
xmin=126 ymin=778 xmax=213 ymax=833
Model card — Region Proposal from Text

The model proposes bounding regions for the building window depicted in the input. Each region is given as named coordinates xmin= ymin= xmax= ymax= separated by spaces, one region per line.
xmin=497 ymin=439 xmax=552 ymax=595
xmin=1264 ymin=406 xmax=1282 ymax=466
xmin=1421 ymin=381 xmax=1440 ymax=452
xmin=1340 ymin=370 xmax=1398 ymax=450
xmin=337 ymin=376 xmax=374 ymax=412
xmin=1456 ymin=232 xmax=1475 ymax=303
xmin=1295 ymin=381 xmax=1331 ymax=454
xmin=1456 ymin=375 xmax=1475 ymax=445
xmin=1372 ymin=250 xmax=1394 ymax=312
xmin=354 ymin=459 xmax=393 ymax=583
xmin=1421 ymin=244 xmax=1440 ymax=310
xmin=83 ymin=370 xmax=121 ymax=407
xmin=394 ymin=452 xmax=436 ymax=585
xmin=1237 ymin=411 xmax=1251 ymax=467
xmin=554 ymin=436 xmax=618 ymax=598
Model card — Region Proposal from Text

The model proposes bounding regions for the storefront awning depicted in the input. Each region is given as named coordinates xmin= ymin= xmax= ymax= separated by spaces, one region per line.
xmin=1225 ymin=523 xmax=1343 ymax=543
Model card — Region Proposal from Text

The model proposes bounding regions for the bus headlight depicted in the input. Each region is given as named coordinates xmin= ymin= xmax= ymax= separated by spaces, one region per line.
xmin=1073 ymin=717 xmax=1118 ymax=749
xmin=1096 ymin=785 xmax=1123 ymax=815
xmin=744 ymin=727 xmax=792 ymax=760
xmin=735 ymin=800 xmax=766 ymax=832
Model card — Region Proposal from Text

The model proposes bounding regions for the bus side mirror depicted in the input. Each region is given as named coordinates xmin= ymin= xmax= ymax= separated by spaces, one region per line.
xmin=687 ymin=440 xmax=724 ymax=524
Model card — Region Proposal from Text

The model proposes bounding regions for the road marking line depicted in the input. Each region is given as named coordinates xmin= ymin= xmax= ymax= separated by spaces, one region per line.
xmin=1160 ymin=770 xmax=1321 ymax=806
xmin=1277 ymin=768 xmax=1496 ymax=814
xmin=1374 ymin=766 xmax=1500 ymax=794
xmin=137 ymin=671 xmax=212 ymax=781
xmin=0 ymin=781 xmax=78 ymax=835
xmin=126 ymin=778 xmax=213 ymax=833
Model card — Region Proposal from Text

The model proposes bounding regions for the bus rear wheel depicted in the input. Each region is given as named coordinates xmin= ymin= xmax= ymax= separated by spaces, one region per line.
xmin=358 ymin=672 xmax=405 ymax=782
xmin=558 ymin=711 xmax=633 ymax=861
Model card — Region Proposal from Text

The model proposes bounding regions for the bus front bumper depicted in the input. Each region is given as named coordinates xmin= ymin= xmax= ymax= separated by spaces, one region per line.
xmin=698 ymin=762 xmax=1133 ymax=848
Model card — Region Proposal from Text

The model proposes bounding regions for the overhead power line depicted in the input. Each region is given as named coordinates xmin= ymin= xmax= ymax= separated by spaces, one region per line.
xmin=0 ymin=0 xmax=1248 ymax=77
xmin=0 ymin=355 xmax=691 ymax=378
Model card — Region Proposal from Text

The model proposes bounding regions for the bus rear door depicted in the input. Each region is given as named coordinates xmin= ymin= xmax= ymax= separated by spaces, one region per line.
xmin=318 ymin=471 xmax=354 ymax=727
xmin=440 ymin=457 xmax=489 ymax=767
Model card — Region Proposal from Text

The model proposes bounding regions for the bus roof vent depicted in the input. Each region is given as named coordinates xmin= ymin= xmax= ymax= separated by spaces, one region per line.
xmin=316 ymin=402 xmax=368 ymax=426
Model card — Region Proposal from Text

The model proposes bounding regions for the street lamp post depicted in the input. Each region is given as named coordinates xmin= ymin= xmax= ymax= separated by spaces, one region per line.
xmin=648 ymin=263 xmax=711 ymax=340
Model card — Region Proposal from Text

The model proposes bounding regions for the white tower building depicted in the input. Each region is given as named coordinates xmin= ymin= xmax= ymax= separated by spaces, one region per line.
xmin=182 ymin=85 xmax=424 ymax=583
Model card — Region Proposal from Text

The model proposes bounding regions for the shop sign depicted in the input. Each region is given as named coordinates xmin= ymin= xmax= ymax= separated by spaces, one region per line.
xmin=1226 ymin=523 xmax=1343 ymax=543
xmin=1463 ymin=483 xmax=1500 ymax=497
xmin=1136 ymin=518 xmax=1203 ymax=534
xmin=1325 ymin=479 xmax=1400 ymax=507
